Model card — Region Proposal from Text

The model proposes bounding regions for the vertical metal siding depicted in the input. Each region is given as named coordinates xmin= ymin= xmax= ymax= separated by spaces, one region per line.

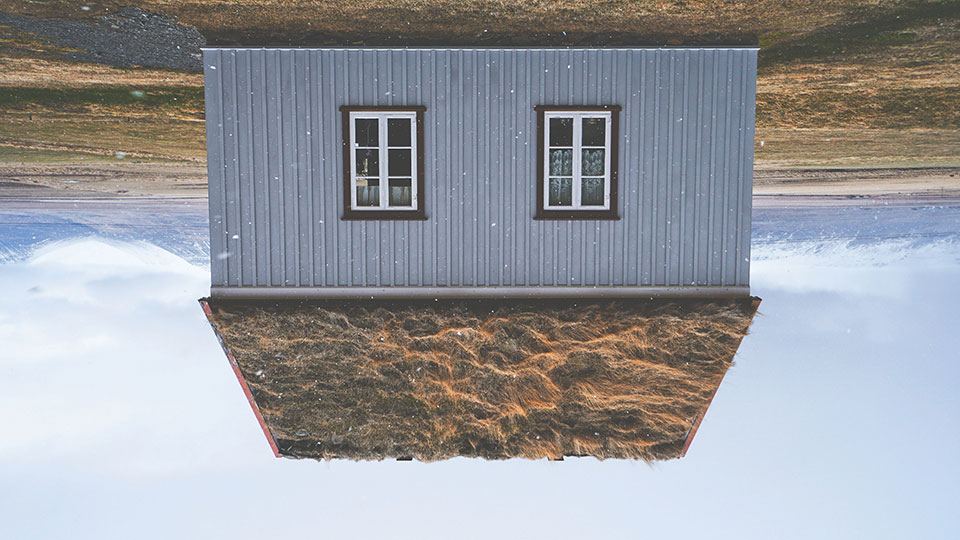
xmin=203 ymin=53 xmax=225 ymax=286
xmin=203 ymin=47 xmax=757 ymax=289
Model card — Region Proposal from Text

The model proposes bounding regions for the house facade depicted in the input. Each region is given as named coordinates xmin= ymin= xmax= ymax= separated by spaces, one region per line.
xmin=203 ymin=47 xmax=758 ymax=298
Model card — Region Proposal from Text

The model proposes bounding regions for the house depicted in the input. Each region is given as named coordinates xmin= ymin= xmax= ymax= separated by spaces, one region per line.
xmin=200 ymin=47 xmax=760 ymax=461
xmin=203 ymin=47 xmax=757 ymax=299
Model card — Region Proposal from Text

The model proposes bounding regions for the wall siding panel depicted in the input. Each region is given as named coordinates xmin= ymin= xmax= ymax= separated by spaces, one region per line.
xmin=204 ymin=47 xmax=757 ymax=289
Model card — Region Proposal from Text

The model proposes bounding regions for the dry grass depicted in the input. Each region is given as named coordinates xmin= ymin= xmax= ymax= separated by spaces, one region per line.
xmin=0 ymin=23 xmax=205 ymax=161
xmin=0 ymin=111 xmax=205 ymax=161
xmin=757 ymin=7 xmax=960 ymax=130
xmin=757 ymin=87 xmax=960 ymax=130
xmin=0 ymin=0 xmax=887 ymax=46
xmin=204 ymin=298 xmax=759 ymax=461
xmin=0 ymin=85 xmax=206 ymax=161
xmin=1 ymin=0 xmax=957 ymax=168
xmin=755 ymin=128 xmax=960 ymax=168
xmin=0 ymin=56 xmax=202 ymax=88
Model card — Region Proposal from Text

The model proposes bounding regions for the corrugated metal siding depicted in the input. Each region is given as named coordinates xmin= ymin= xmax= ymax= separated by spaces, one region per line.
xmin=204 ymin=47 xmax=757 ymax=288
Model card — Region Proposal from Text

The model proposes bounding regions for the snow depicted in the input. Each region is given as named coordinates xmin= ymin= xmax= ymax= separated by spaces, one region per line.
xmin=0 ymin=201 xmax=957 ymax=539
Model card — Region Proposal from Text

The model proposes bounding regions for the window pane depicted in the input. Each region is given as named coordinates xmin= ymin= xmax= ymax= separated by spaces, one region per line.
xmin=356 ymin=149 xmax=378 ymax=176
xmin=355 ymin=178 xmax=380 ymax=207
xmin=388 ymin=178 xmax=412 ymax=206
xmin=549 ymin=117 xmax=573 ymax=146
xmin=354 ymin=118 xmax=378 ymax=147
xmin=549 ymin=149 xmax=572 ymax=176
xmin=388 ymin=149 xmax=412 ymax=176
xmin=581 ymin=178 xmax=605 ymax=206
xmin=548 ymin=177 xmax=572 ymax=206
xmin=582 ymin=118 xmax=606 ymax=146
xmin=387 ymin=118 xmax=411 ymax=147
xmin=581 ymin=148 xmax=605 ymax=176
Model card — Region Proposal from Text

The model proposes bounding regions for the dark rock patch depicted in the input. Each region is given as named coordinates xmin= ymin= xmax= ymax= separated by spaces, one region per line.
xmin=0 ymin=7 xmax=204 ymax=72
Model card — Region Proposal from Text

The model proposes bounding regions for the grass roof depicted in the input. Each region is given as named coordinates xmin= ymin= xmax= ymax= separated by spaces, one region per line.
xmin=201 ymin=297 xmax=760 ymax=461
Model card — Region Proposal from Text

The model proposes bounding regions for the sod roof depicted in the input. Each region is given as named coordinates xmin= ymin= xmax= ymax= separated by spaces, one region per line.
xmin=201 ymin=297 xmax=759 ymax=461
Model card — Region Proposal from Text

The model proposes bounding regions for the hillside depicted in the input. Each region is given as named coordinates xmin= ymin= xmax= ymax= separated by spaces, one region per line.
xmin=1 ymin=0 xmax=958 ymax=170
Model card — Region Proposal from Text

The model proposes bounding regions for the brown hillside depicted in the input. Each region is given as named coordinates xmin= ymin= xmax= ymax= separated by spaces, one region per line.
xmin=0 ymin=0 xmax=832 ymax=46
xmin=3 ymin=0 xmax=957 ymax=167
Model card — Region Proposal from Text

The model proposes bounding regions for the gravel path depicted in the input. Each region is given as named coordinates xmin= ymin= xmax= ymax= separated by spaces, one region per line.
xmin=0 ymin=7 xmax=204 ymax=72
xmin=1 ymin=161 xmax=957 ymax=204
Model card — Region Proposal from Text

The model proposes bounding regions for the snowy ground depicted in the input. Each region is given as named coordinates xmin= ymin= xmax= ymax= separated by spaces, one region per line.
xmin=1 ymin=199 xmax=958 ymax=539
xmin=0 ymin=199 xmax=208 ymax=265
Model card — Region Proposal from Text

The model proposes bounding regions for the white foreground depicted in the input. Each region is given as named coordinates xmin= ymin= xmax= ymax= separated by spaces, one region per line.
xmin=1 ymin=215 xmax=959 ymax=539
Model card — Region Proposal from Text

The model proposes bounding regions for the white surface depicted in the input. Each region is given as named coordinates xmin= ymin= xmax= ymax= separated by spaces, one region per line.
xmin=1 ymin=221 xmax=958 ymax=539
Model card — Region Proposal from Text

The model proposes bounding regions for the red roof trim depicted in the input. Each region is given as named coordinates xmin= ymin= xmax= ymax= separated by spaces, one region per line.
xmin=682 ymin=297 xmax=762 ymax=457
xmin=681 ymin=370 xmax=727 ymax=456
xmin=199 ymin=299 xmax=281 ymax=458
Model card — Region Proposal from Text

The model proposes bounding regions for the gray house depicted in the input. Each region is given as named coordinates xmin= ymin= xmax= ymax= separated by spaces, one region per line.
xmin=203 ymin=47 xmax=757 ymax=299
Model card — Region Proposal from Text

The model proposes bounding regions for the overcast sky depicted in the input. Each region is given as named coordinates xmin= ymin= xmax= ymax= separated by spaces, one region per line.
xmin=1 ymin=224 xmax=958 ymax=539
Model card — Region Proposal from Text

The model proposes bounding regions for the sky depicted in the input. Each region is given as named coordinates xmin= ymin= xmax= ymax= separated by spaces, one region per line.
xmin=0 ymin=203 xmax=958 ymax=539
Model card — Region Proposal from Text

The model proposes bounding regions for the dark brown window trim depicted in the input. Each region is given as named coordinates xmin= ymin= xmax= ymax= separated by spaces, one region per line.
xmin=534 ymin=105 xmax=621 ymax=221
xmin=340 ymin=105 xmax=427 ymax=221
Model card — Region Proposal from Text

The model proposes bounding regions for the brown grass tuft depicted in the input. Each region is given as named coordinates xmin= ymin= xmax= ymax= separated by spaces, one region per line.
xmin=204 ymin=298 xmax=759 ymax=461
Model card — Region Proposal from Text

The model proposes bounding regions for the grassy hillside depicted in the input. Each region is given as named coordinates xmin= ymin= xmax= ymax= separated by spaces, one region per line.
xmin=1 ymin=0 xmax=958 ymax=168
xmin=0 ymin=85 xmax=205 ymax=162
xmin=0 ymin=0 xmax=887 ymax=46
xmin=754 ymin=0 xmax=960 ymax=166
xmin=757 ymin=0 xmax=960 ymax=130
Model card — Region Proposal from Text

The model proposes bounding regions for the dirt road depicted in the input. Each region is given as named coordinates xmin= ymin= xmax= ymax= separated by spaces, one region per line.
xmin=1 ymin=161 xmax=958 ymax=205
xmin=753 ymin=167 xmax=960 ymax=207
xmin=0 ymin=161 xmax=206 ymax=198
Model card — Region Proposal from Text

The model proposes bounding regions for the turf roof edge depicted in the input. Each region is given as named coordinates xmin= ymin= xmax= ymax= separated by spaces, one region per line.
xmin=199 ymin=298 xmax=281 ymax=458
xmin=209 ymin=285 xmax=752 ymax=301
xmin=681 ymin=296 xmax=762 ymax=457
xmin=201 ymin=296 xmax=761 ymax=461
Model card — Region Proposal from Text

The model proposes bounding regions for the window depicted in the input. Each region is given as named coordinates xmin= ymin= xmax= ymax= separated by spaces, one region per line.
xmin=535 ymin=106 xmax=620 ymax=220
xmin=341 ymin=106 xmax=426 ymax=220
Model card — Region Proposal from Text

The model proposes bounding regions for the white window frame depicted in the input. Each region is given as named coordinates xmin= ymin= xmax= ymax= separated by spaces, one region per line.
xmin=542 ymin=110 xmax=613 ymax=211
xmin=348 ymin=110 xmax=418 ymax=211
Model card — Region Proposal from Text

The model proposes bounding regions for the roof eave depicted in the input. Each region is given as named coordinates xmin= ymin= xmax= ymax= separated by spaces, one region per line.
xmin=199 ymin=299 xmax=281 ymax=458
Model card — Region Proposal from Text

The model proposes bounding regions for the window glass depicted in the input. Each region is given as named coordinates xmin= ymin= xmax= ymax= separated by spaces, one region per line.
xmin=549 ymin=149 xmax=572 ymax=176
xmin=549 ymin=178 xmax=573 ymax=206
xmin=355 ymin=119 xmax=378 ymax=147
xmin=582 ymin=118 xmax=605 ymax=146
xmin=549 ymin=117 xmax=573 ymax=146
xmin=581 ymin=149 xmax=604 ymax=176
xmin=356 ymin=178 xmax=380 ymax=207
xmin=388 ymin=149 xmax=412 ymax=176
xmin=356 ymin=149 xmax=378 ymax=176
xmin=389 ymin=178 xmax=412 ymax=206
xmin=387 ymin=118 xmax=411 ymax=147
xmin=581 ymin=178 xmax=604 ymax=206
